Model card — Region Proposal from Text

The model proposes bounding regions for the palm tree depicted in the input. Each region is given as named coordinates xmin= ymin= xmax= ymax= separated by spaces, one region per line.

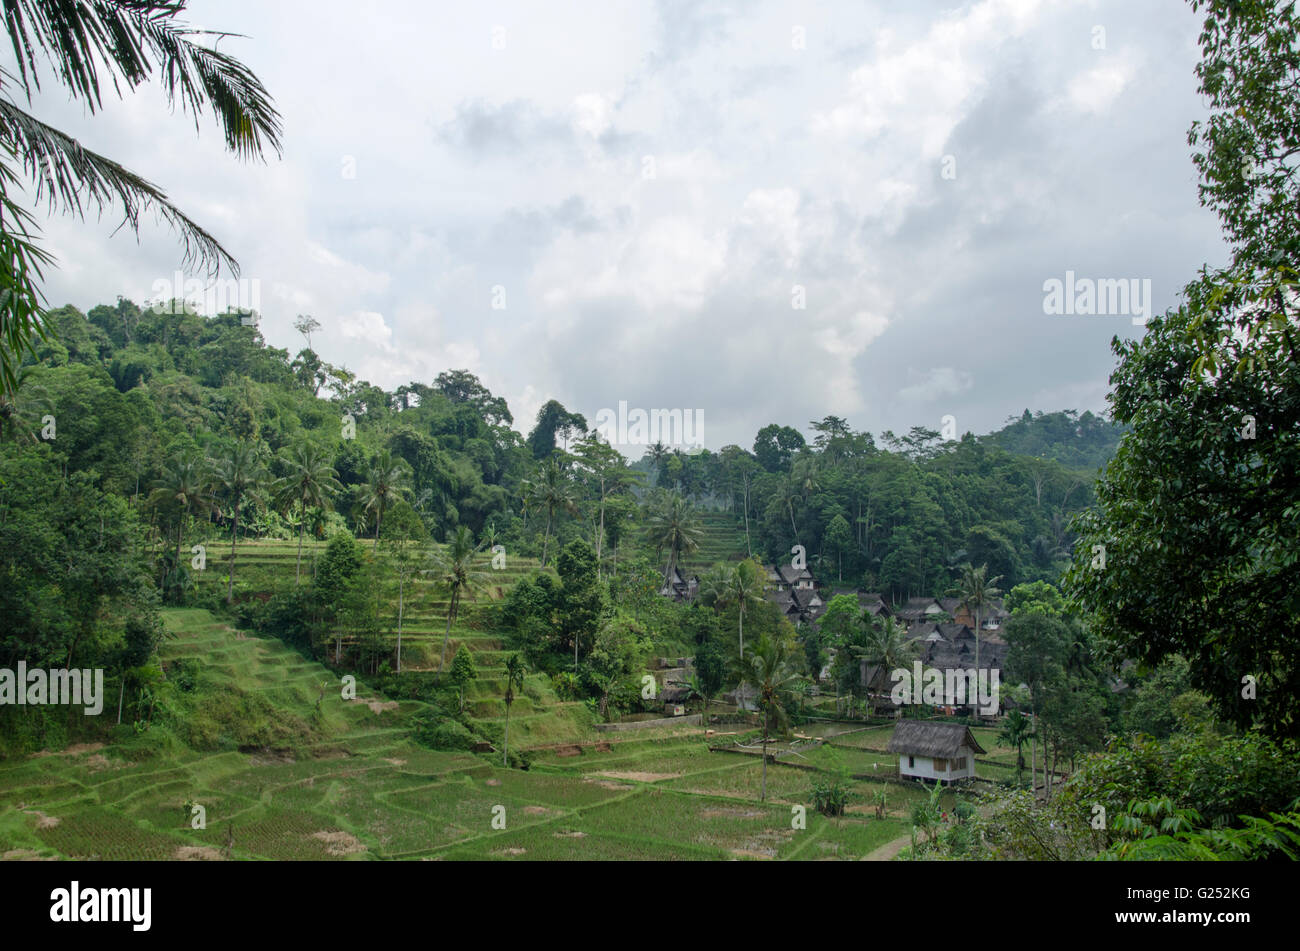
xmin=644 ymin=441 xmax=669 ymax=484
xmin=0 ymin=365 xmax=49 ymax=442
xmin=273 ymin=444 xmax=342 ymax=584
xmin=502 ymin=653 xmax=527 ymax=767
xmin=999 ymin=709 xmax=1032 ymax=785
xmin=0 ymin=1 xmax=282 ymax=400
xmin=852 ymin=616 xmax=918 ymax=717
xmin=720 ymin=559 xmax=764 ymax=660
xmin=536 ymin=458 xmax=576 ymax=567
xmin=148 ymin=454 xmax=215 ymax=580
xmin=951 ymin=563 xmax=1003 ymax=714
xmin=425 ymin=525 xmax=490 ymax=676
xmin=357 ymin=450 xmax=408 ymax=547
xmin=211 ymin=441 xmax=267 ymax=603
xmin=645 ymin=491 xmax=703 ymax=592
xmin=736 ymin=635 xmax=802 ymax=801
xmin=696 ymin=563 xmax=733 ymax=613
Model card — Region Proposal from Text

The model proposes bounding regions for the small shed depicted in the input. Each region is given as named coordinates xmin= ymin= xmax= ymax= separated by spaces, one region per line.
xmin=660 ymin=684 xmax=692 ymax=716
xmin=887 ymin=720 xmax=985 ymax=784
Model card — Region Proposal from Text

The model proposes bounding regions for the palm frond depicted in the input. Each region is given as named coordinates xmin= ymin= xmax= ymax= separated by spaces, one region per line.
xmin=0 ymin=95 xmax=238 ymax=274
xmin=2 ymin=0 xmax=282 ymax=161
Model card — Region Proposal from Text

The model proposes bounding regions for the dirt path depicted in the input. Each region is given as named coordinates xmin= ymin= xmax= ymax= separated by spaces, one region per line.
xmin=861 ymin=832 xmax=912 ymax=861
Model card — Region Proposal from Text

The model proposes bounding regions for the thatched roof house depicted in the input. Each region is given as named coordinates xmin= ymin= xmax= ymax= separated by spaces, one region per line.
xmin=888 ymin=720 xmax=985 ymax=783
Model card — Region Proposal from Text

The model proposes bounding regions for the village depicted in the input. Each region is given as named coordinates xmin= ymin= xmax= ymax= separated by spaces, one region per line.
xmin=658 ymin=560 xmax=1010 ymax=787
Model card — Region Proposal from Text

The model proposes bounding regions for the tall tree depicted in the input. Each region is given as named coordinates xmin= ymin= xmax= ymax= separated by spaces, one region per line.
xmin=535 ymin=457 xmax=577 ymax=568
xmin=501 ymin=653 xmax=526 ymax=767
xmin=952 ymin=563 xmax=1002 ymax=713
xmin=273 ymin=444 xmax=342 ymax=584
xmin=425 ymin=525 xmax=489 ymax=676
xmin=358 ymin=449 xmax=409 ymax=547
xmin=736 ymin=634 xmax=802 ymax=801
xmin=644 ymin=490 xmax=702 ymax=592
xmin=211 ymin=440 xmax=267 ymax=603
xmin=148 ymin=453 xmax=214 ymax=589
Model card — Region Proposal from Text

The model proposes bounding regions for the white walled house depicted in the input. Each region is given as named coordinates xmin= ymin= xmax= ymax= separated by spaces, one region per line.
xmin=887 ymin=721 xmax=986 ymax=784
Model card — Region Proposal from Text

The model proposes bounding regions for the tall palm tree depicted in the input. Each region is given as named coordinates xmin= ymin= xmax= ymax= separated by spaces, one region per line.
xmin=645 ymin=491 xmax=702 ymax=592
xmin=273 ymin=444 xmax=342 ymax=584
xmin=645 ymin=441 xmax=669 ymax=484
xmin=720 ymin=559 xmax=764 ymax=660
xmin=425 ymin=525 xmax=490 ymax=676
xmin=852 ymin=616 xmax=918 ymax=717
xmin=358 ymin=450 xmax=408 ymax=547
xmin=736 ymin=635 xmax=802 ymax=801
xmin=999 ymin=708 xmax=1032 ymax=784
xmin=536 ymin=458 xmax=576 ymax=567
xmin=952 ymin=563 xmax=1003 ymax=712
xmin=211 ymin=441 xmax=267 ymax=603
xmin=696 ymin=563 xmax=734 ymax=613
xmin=502 ymin=653 xmax=527 ymax=767
xmin=148 ymin=454 xmax=215 ymax=579
xmin=0 ymin=1 xmax=282 ymax=400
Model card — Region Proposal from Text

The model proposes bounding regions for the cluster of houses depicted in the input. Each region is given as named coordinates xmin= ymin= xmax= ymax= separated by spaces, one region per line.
xmin=657 ymin=562 xmax=1004 ymax=785
xmin=661 ymin=560 xmax=1015 ymax=732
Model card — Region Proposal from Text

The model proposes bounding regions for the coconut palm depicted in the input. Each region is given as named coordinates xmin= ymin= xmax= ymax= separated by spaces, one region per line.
xmin=696 ymin=563 xmax=734 ymax=613
xmin=644 ymin=490 xmax=702 ymax=592
xmin=148 ymin=454 xmax=215 ymax=580
xmin=502 ymin=653 xmax=527 ymax=767
xmin=852 ymin=616 xmax=918 ymax=717
xmin=0 ymin=365 xmax=50 ymax=442
xmin=273 ymin=444 xmax=342 ymax=584
xmin=357 ymin=450 xmax=409 ymax=547
xmin=424 ymin=525 xmax=491 ymax=676
xmin=951 ymin=563 xmax=1003 ymax=712
xmin=999 ymin=708 xmax=1032 ymax=784
xmin=535 ymin=458 xmax=576 ymax=567
xmin=736 ymin=635 xmax=802 ymax=801
xmin=0 ymin=1 xmax=282 ymax=400
xmin=719 ymin=559 xmax=765 ymax=660
xmin=210 ymin=441 xmax=267 ymax=603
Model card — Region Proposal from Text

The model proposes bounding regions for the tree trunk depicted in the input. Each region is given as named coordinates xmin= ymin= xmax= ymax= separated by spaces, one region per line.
xmin=738 ymin=606 xmax=745 ymax=660
xmin=396 ymin=576 xmax=405 ymax=673
xmin=116 ymin=677 xmax=125 ymax=725
xmin=227 ymin=498 xmax=241 ymax=603
xmin=542 ymin=511 xmax=552 ymax=567
xmin=1030 ymin=713 xmax=1038 ymax=797
xmin=503 ymin=706 xmax=511 ymax=766
xmin=742 ymin=480 xmax=752 ymax=556
xmin=595 ymin=482 xmax=605 ymax=576
xmin=761 ymin=721 xmax=769 ymax=802
xmin=439 ymin=592 xmax=456 ymax=676
xmin=295 ymin=513 xmax=305 ymax=585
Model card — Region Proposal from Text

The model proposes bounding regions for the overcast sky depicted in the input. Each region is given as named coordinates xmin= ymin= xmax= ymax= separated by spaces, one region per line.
xmin=15 ymin=0 xmax=1229 ymax=453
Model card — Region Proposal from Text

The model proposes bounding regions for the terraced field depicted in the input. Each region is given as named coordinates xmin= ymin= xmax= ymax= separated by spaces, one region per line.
xmin=675 ymin=510 xmax=753 ymax=574
xmin=0 ymin=609 xmax=941 ymax=861
xmin=186 ymin=537 xmax=594 ymax=744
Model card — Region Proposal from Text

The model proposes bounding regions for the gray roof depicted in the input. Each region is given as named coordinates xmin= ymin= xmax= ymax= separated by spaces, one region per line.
xmin=887 ymin=720 xmax=987 ymax=757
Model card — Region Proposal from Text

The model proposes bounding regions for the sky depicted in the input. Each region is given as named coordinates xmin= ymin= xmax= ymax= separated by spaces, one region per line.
xmin=13 ymin=0 xmax=1230 ymax=454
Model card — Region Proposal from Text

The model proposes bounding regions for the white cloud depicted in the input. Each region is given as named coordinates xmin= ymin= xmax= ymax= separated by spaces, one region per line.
xmin=898 ymin=367 xmax=974 ymax=402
